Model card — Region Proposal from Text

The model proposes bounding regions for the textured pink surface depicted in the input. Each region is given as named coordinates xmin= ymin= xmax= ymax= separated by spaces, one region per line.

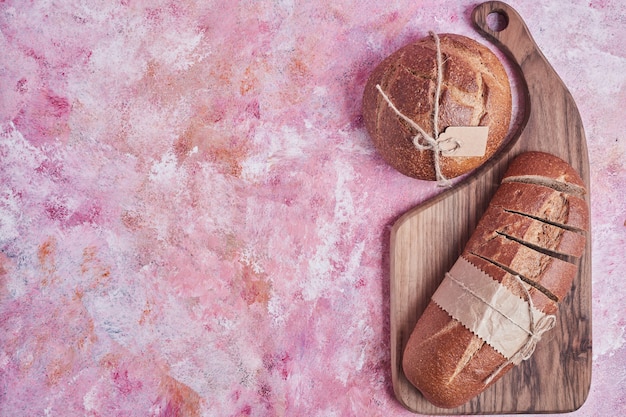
xmin=0 ymin=1 xmax=624 ymax=416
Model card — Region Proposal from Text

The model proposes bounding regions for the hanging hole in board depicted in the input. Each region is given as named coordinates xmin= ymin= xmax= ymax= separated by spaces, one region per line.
xmin=487 ymin=11 xmax=508 ymax=32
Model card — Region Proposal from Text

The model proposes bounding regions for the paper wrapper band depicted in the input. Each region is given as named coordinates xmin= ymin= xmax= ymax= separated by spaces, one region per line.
xmin=431 ymin=257 xmax=555 ymax=361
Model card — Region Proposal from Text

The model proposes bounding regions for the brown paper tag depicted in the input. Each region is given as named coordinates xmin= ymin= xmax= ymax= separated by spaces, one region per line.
xmin=439 ymin=126 xmax=489 ymax=157
xmin=431 ymin=257 xmax=546 ymax=359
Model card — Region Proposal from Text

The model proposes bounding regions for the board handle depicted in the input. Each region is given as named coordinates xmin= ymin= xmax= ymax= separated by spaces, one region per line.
xmin=472 ymin=1 xmax=543 ymax=68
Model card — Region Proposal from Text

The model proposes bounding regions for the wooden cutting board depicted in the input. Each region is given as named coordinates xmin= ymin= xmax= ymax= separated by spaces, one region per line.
xmin=389 ymin=2 xmax=591 ymax=414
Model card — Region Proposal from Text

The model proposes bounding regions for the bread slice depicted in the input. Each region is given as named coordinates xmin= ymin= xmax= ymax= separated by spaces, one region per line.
xmin=464 ymin=252 xmax=558 ymax=315
xmin=468 ymin=206 xmax=586 ymax=259
xmin=467 ymin=235 xmax=577 ymax=302
xmin=489 ymin=182 xmax=588 ymax=232
xmin=501 ymin=151 xmax=586 ymax=198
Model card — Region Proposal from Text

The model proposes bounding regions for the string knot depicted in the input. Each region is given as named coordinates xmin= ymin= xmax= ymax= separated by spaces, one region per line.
xmin=511 ymin=311 xmax=556 ymax=364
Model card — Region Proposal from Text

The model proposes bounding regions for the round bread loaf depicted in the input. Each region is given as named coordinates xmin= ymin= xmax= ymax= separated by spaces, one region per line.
xmin=362 ymin=33 xmax=512 ymax=181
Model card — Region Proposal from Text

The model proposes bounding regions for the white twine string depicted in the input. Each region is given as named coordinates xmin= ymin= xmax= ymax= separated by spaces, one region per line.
xmin=376 ymin=32 xmax=460 ymax=186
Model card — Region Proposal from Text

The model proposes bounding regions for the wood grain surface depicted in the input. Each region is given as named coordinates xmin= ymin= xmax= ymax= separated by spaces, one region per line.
xmin=389 ymin=2 xmax=592 ymax=414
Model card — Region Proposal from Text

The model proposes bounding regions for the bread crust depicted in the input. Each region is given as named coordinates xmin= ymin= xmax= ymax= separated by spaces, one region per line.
xmin=468 ymin=235 xmax=577 ymax=301
xmin=362 ymin=33 xmax=512 ymax=180
xmin=401 ymin=153 xmax=588 ymax=408
xmin=468 ymin=206 xmax=586 ymax=258
xmin=403 ymin=300 xmax=508 ymax=409
xmin=502 ymin=151 xmax=586 ymax=189
xmin=489 ymin=182 xmax=589 ymax=232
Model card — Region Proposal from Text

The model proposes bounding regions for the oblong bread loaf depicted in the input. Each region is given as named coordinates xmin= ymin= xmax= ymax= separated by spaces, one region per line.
xmin=402 ymin=152 xmax=588 ymax=408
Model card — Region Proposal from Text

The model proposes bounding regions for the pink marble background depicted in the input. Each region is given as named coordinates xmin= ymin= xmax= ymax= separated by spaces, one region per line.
xmin=0 ymin=1 xmax=624 ymax=416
